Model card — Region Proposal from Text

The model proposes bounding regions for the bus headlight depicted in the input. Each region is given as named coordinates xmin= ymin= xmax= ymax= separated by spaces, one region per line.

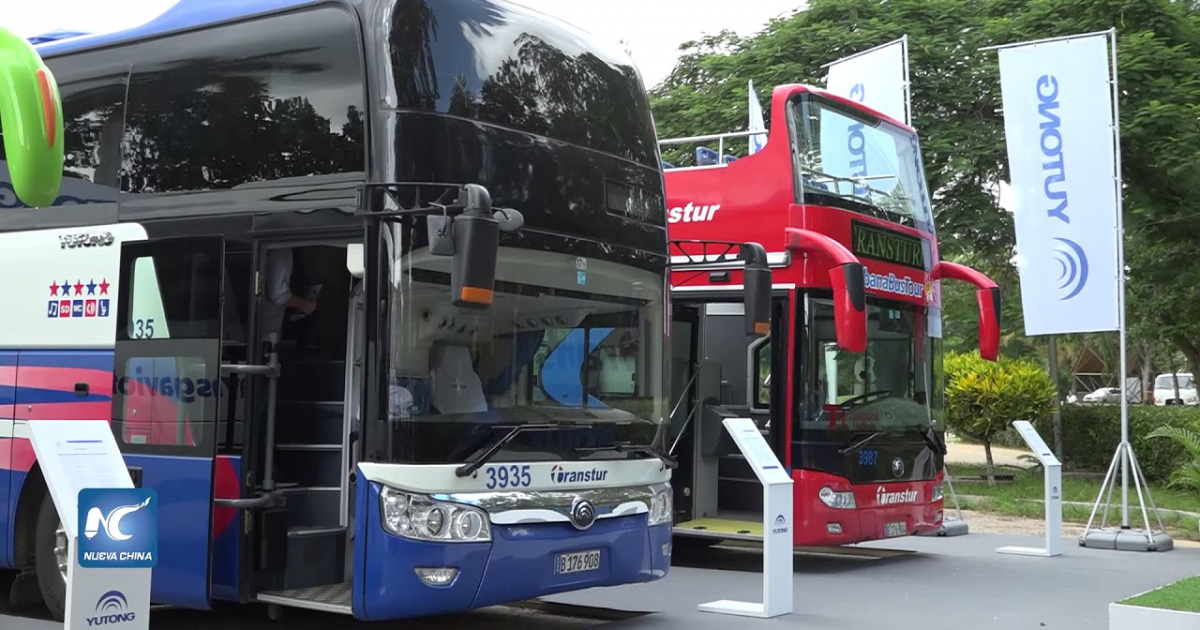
xmin=648 ymin=484 xmax=673 ymax=526
xmin=818 ymin=486 xmax=856 ymax=510
xmin=379 ymin=486 xmax=491 ymax=542
xmin=932 ymin=484 xmax=945 ymax=502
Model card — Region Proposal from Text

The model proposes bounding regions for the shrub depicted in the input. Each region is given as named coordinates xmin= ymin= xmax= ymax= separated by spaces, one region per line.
xmin=1036 ymin=405 xmax=1200 ymax=484
xmin=945 ymin=352 xmax=1056 ymax=484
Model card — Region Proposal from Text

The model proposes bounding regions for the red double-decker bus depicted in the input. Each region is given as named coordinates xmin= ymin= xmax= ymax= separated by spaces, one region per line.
xmin=662 ymin=84 xmax=1000 ymax=548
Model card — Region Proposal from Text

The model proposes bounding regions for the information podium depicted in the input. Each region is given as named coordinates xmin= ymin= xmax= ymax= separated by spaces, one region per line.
xmin=996 ymin=420 xmax=1063 ymax=558
xmin=27 ymin=420 xmax=153 ymax=630
xmin=697 ymin=417 xmax=794 ymax=619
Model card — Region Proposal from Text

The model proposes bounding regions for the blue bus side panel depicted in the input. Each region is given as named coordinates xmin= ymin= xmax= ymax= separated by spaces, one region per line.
xmin=124 ymin=454 xmax=213 ymax=609
xmin=2 ymin=350 xmax=114 ymax=570
xmin=0 ymin=351 xmax=16 ymax=568
xmin=210 ymin=455 xmax=241 ymax=602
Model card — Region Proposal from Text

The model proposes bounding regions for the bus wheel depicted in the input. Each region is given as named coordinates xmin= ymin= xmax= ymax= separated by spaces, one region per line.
xmin=34 ymin=494 xmax=67 ymax=621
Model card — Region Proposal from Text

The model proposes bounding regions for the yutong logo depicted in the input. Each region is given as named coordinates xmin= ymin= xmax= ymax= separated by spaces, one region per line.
xmin=87 ymin=590 xmax=135 ymax=626
xmin=771 ymin=514 xmax=789 ymax=535
xmin=666 ymin=202 xmax=720 ymax=224
xmin=550 ymin=465 xmax=609 ymax=484
xmin=846 ymin=83 xmax=869 ymax=196
xmin=876 ymin=486 xmax=919 ymax=505
xmin=1037 ymin=74 xmax=1087 ymax=301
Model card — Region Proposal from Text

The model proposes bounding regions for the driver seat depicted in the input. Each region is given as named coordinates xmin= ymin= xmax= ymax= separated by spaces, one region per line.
xmin=430 ymin=345 xmax=488 ymax=414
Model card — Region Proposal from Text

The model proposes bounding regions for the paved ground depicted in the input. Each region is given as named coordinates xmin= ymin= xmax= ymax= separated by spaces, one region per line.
xmin=5 ymin=531 xmax=1197 ymax=629
xmin=945 ymin=437 xmax=1033 ymax=469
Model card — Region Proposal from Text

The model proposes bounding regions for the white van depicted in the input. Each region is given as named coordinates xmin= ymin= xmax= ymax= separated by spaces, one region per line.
xmin=1154 ymin=372 xmax=1197 ymax=406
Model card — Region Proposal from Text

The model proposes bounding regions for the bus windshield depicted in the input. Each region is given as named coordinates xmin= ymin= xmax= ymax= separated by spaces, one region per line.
xmin=375 ymin=221 xmax=666 ymax=464
xmin=790 ymin=93 xmax=933 ymax=229
xmin=806 ymin=298 xmax=934 ymax=433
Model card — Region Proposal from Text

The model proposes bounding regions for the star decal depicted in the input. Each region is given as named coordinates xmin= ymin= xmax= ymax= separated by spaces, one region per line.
xmin=86 ymin=279 xmax=98 ymax=295
xmin=99 ymin=278 xmax=111 ymax=295
xmin=49 ymin=281 xmax=59 ymax=296
xmin=73 ymin=280 xmax=85 ymax=296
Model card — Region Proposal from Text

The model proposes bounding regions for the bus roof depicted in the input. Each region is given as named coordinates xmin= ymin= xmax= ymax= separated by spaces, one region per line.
xmin=34 ymin=0 xmax=325 ymax=57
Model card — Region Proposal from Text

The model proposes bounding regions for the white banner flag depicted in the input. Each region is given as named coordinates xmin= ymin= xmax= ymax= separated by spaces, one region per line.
xmin=824 ymin=38 xmax=908 ymax=124
xmin=998 ymin=34 xmax=1119 ymax=335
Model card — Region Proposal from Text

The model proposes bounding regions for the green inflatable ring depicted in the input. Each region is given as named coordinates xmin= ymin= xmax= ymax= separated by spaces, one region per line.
xmin=0 ymin=26 xmax=64 ymax=208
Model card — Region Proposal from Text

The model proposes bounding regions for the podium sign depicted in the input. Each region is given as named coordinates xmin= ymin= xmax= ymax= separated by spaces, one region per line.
xmin=697 ymin=418 xmax=794 ymax=618
xmin=27 ymin=420 xmax=155 ymax=630
xmin=997 ymin=420 xmax=1063 ymax=557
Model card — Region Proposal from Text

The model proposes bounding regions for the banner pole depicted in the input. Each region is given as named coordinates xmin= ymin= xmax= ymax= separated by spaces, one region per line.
xmin=1108 ymin=26 xmax=1130 ymax=529
xmin=1080 ymin=27 xmax=1170 ymax=551
xmin=901 ymin=34 xmax=912 ymax=126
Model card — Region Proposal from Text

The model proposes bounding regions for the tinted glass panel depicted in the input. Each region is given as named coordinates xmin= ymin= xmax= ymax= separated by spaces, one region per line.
xmin=0 ymin=53 xmax=126 ymax=209
xmin=382 ymin=0 xmax=659 ymax=168
xmin=121 ymin=5 xmax=365 ymax=194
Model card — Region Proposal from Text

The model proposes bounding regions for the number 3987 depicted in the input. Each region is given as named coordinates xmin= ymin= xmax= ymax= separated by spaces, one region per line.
xmin=485 ymin=465 xmax=532 ymax=489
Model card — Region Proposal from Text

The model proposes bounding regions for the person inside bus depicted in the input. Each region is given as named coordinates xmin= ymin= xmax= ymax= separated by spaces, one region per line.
xmin=255 ymin=247 xmax=319 ymax=427
xmin=261 ymin=247 xmax=319 ymax=342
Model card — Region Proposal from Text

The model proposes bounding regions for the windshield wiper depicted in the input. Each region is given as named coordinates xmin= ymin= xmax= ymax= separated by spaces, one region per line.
xmin=838 ymin=432 xmax=881 ymax=457
xmin=921 ymin=425 xmax=948 ymax=455
xmin=576 ymin=441 xmax=678 ymax=469
xmin=455 ymin=423 xmax=567 ymax=478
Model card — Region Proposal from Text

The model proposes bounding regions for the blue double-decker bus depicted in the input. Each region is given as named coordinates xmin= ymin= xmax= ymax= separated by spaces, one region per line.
xmin=0 ymin=0 xmax=770 ymax=620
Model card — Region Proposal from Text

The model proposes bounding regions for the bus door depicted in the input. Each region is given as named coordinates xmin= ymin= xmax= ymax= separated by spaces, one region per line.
xmin=111 ymin=236 xmax=225 ymax=609
xmin=668 ymin=303 xmax=702 ymax=522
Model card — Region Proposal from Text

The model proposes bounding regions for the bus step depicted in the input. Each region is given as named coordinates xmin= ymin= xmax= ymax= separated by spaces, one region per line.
xmin=258 ymin=583 xmax=352 ymax=616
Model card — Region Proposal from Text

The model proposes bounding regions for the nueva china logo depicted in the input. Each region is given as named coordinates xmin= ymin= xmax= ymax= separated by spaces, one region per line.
xmin=549 ymin=465 xmax=609 ymax=484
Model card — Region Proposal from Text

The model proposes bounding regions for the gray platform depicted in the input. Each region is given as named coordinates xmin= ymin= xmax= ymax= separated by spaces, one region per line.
xmin=5 ymin=533 xmax=1200 ymax=629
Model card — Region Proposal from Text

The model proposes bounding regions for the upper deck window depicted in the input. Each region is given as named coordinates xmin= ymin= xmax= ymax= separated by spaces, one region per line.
xmin=379 ymin=0 xmax=659 ymax=169
xmin=788 ymin=93 xmax=933 ymax=230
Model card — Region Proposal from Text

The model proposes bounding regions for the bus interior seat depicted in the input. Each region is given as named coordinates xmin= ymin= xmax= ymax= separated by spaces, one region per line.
xmin=430 ymin=345 xmax=488 ymax=415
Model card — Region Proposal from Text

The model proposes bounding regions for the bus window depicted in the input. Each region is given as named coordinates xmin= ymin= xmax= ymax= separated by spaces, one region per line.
xmin=129 ymin=257 xmax=170 ymax=339
xmin=115 ymin=238 xmax=223 ymax=452
xmin=750 ymin=336 xmax=770 ymax=410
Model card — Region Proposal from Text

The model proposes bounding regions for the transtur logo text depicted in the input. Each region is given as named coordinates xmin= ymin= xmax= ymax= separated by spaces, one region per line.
xmin=666 ymin=202 xmax=720 ymax=223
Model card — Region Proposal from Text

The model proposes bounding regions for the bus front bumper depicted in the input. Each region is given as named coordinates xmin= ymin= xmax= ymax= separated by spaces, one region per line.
xmin=355 ymin=481 xmax=670 ymax=620
xmin=794 ymin=470 xmax=944 ymax=546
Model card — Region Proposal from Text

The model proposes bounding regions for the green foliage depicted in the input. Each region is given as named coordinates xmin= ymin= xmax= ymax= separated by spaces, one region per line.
xmin=1120 ymin=576 xmax=1200 ymax=613
xmin=1146 ymin=424 xmax=1200 ymax=493
xmin=944 ymin=352 xmax=1056 ymax=443
xmin=1031 ymin=404 xmax=1200 ymax=483
xmin=649 ymin=0 xmax=1200 ymax=367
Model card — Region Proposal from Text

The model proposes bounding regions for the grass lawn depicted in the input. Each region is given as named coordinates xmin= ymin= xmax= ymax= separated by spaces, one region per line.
xmin=1120 ymin=576 xmax=1200 ymax=613
xmin=945 ymin=462 xmax=1200 ymax=541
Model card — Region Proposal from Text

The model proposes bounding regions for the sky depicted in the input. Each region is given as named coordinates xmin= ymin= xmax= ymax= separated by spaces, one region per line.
xmin=3 ymin=0 xmax=806 ymax=88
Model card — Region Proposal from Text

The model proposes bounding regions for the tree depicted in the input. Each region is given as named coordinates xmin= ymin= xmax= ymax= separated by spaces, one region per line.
xmin=649 ymin=0 xmax=1200 ymax=365
xmin=944 ymin=352 xmax=1056 ymax=484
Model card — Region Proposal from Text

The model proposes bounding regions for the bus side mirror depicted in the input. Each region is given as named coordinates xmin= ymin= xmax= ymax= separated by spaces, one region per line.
xmin=829 ymin=262 xmax=867 ymax=353
xmin=976 ymin=287 xmax=1000 ymax=361
xmin=427 ymin=184 xmax=523 ymax=310
xmin=741 ymin=243 xmax=771 ymax=336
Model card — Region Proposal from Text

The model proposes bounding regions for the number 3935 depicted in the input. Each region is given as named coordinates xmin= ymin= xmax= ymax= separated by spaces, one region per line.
xmin=485 ymin=465 xmax=532 ymax=489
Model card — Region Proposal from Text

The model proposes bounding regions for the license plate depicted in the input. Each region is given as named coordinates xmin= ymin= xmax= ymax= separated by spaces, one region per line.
xmin=884 ymin=522 xmax=907 ymax=538
xmin=555 ymin=549 xmax=601 ymax=575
